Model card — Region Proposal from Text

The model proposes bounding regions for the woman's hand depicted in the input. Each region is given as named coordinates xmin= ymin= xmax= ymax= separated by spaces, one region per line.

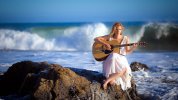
xmin=104 ymin=43 xmax=111 ymax=50
xmin=94 ymin=35 xmax=111 ymax=50
xmin=132 ymin=43 xmax=138 ymax=50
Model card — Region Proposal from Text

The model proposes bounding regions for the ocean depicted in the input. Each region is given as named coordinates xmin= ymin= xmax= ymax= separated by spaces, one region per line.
xmin=0 ymin=22 xmax=178 ymax=100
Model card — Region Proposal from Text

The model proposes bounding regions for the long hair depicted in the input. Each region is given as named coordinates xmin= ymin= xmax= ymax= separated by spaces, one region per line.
xmin=109 ymin=22 xmax=124 ymax=37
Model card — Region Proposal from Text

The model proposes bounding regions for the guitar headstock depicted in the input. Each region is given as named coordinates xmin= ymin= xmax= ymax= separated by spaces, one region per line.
xmin=137 ymin=42 xmax=147 ymax=47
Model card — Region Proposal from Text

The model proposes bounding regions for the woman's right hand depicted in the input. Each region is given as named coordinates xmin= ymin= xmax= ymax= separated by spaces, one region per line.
xmin=94 ymin=35 xmax=111 ymax=50
xmin=104 ymin=43 xmax=111 ymax=50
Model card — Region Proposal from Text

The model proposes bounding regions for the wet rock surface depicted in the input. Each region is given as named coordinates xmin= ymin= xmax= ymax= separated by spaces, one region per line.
xmin=130 ymin=62 xmax=149 ymax=72
xmin=0 ymin=61 xmax=140 ymax=100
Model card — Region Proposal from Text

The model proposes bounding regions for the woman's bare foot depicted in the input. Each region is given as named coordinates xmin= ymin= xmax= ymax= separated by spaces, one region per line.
xmin=109 ymin=80 xmax=116 ymax=85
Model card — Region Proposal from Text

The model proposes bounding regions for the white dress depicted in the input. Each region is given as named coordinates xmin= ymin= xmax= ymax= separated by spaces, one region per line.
xmin=102 ymin=36 xmax=132 ymax=90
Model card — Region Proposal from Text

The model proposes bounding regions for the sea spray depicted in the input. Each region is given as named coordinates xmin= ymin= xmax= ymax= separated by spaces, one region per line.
xmin=0 ymin=23 xmax=108 ymax=51
xmin=0 ymin=22 xmax=178 ymax=51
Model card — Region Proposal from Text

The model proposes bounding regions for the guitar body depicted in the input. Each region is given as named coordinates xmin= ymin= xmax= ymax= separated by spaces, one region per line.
xmin=92 ymin=40 xmax=146 ymax=61
xmin=92 ymin=40 xmax=121 ymax=61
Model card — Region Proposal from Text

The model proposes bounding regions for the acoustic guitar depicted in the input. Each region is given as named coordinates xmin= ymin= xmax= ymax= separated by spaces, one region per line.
xmin=92 ymin=40 xmax=146 ymax=61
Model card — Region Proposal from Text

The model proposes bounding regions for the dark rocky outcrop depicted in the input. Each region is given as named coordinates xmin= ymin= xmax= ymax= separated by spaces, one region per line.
xmin=0 ymin=61 xmax=140 ymax=100
xmin=130 ymin=62 xmax=149 ymax=72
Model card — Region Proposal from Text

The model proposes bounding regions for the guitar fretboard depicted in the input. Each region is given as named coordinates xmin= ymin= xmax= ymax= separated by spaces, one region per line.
xmin=114 ymin=43 xmax=134 ymax=48
xmin=113 ymin=42 xmax=146 ymax=48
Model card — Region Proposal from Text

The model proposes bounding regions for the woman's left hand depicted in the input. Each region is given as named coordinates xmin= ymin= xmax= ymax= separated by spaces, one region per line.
xmin=133 ymin=43 xmax=138 ymax=49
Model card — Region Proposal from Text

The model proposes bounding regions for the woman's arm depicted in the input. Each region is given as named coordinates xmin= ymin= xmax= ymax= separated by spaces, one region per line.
xmin=94 ymin=35 xmax=108 ymax=44
xmin=94 ymin=35 xmax=111 ymax=50
xmin=125 ymin=36 xmax=138 ymax=54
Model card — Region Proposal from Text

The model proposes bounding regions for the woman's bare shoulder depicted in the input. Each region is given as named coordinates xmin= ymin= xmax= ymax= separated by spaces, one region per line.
xmin=124 ymin=36 xmax=129 ymax=40
xmin=124 ymin=35 xmax=128 ymax=38
xmin=124 ymin=36 xmax=129 ymax=42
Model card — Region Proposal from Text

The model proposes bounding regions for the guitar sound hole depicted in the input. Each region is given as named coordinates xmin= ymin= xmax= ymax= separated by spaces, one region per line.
xmin=104 ymin=50 xmax=113 ymax=54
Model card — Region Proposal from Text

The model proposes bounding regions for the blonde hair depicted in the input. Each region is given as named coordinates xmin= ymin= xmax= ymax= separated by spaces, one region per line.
xmin=109 ymin=22 xmax=124 ymax=37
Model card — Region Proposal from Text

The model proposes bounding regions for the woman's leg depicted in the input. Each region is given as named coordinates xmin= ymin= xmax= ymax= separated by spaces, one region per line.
xmin=103 ymin=77 xmax=116 ymax=86
xmin=103 ymin=68 xmax=126 ymax=89
xmin=109 ymin=80 xmax=116 ymax=85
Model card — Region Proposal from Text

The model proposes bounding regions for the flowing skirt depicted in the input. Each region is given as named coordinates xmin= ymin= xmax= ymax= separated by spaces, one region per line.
xmin=103 ymin=53 xmax=132 ymax=90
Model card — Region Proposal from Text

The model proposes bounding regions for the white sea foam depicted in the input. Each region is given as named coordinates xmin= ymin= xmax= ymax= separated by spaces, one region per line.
xmin=0 ymin=63 xmax=12 ymax=72
xmin=0 ymin=29 xmax=58 ymax=50
xmin=0 ymin=23 xmax=108 ymax=51
xmin=59 ymin=23 xmax=108 ymax=51
xmin=161 ymin=87 xmax=178 ymax=100
xmin=0 ymin=22 xmax=178 ymax=51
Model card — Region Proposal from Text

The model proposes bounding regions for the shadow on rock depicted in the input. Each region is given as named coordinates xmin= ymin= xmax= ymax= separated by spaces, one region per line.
xmin=0 ymin=61 xmax=141 ymax=100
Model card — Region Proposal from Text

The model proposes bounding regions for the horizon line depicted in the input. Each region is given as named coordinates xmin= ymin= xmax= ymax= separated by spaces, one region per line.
xmin=0 ymin=20 xmax=178 ymax=24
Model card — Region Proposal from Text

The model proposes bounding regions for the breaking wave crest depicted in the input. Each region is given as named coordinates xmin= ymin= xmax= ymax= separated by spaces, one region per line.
xmin=0 ymin=23 xmax=108 ymax=51
xmin=0 ymin=22 xmax=178 ymax=51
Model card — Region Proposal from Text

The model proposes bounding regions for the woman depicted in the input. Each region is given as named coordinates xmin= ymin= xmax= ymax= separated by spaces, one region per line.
xmin=94 ymin=22 xmax=138 ymax=90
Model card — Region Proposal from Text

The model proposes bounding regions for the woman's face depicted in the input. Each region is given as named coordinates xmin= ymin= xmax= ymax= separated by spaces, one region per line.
xmin=114 ymin=25 xmax=123 ymax=35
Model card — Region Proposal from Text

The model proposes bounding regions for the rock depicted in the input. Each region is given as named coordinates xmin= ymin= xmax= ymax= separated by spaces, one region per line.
xmin=130 ymin=62 xmax=149 ymax=72
xmin=0 ymin=72 xmax=3 ymax=75
xmin=0 ymin=61 xmax=141 ymax=100
xmin=0 ymin=72 xmax=3 ymax=78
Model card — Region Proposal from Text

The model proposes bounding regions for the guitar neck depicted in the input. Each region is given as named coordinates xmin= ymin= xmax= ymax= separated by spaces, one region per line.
xmin=114 ymin=43 xmax=134 ymax=48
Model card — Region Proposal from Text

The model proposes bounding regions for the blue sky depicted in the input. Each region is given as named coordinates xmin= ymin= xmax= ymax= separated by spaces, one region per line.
xmin=0 ymin=0 xmax=178 ymax=23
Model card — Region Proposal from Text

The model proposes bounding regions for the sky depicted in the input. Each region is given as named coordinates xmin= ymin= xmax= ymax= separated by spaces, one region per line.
xmin=0 ymin=0 xmax=178 ymax=23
